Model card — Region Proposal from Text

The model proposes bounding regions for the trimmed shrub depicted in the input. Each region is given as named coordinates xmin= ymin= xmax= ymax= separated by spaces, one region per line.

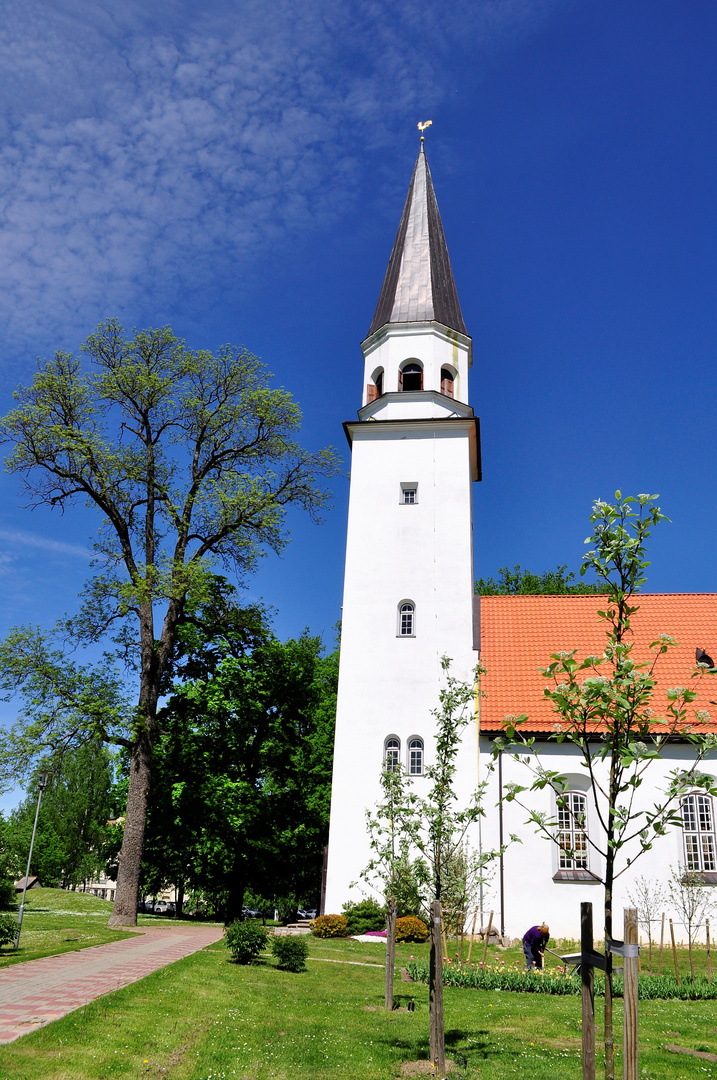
xmin=225 ymin=919 xmax=268 ymax=964
xmin=312 ymin=914 xmax=348 ymax=938
xmin=342 ymin=898 xmax=386 ymax=936
xmin=395 ymin=916 xmax=428 ymax=943
xmin=0 ymin=912 xmax=16 ymax=948
xmin=271 ymin=934 xmax=309 ymax=972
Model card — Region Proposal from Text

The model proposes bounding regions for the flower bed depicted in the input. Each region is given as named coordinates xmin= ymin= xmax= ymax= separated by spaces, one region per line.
xmin=405 ymin=958 xmax=717 ymax=1000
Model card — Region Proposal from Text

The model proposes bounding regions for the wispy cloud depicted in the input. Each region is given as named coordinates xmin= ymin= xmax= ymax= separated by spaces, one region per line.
xmin=0 ymin=0 xmax=568 ymax=355
xmin=0 ymin=528 xmax=89 ymax=559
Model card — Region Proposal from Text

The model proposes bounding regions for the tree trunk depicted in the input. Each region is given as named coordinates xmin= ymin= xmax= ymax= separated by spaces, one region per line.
xmin=603 ymin=754 xmax=618 ymax=1080
xmin=108 ymin=732 xmax=153 ymax=927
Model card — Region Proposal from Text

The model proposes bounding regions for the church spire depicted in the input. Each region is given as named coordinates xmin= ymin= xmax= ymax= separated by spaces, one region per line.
xmin=367 ymin=145 xmax=467 ymax=338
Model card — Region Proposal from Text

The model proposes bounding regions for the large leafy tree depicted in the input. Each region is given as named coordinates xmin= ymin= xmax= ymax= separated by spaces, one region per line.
xmin=139 ymin=628 xmax=338 ymax=920
xmin=0 ymin=320 xmax=337 ymax=925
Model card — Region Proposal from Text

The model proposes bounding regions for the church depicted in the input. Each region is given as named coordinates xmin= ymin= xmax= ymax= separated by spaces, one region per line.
xmin=324 ymin=142 xmax=717 ymax=939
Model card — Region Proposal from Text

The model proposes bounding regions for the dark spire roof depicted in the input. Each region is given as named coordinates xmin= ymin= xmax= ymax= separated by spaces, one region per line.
xmin=367 ymin=145 xmax=467 ymax=338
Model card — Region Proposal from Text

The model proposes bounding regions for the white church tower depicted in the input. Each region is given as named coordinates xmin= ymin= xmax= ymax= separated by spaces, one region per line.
xmin=324 ymin=141 xmax=481 ymax=912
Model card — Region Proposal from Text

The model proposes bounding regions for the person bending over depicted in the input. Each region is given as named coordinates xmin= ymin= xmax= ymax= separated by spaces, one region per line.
xmin=523 ymin=923 xmax=549 ymax=969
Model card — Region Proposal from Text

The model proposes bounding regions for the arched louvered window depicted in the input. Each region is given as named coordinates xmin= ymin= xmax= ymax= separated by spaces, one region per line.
xmin=440 ymin=368 xmax=455 ymax=398
xmin=399 ymin=362 xmax=423 ymax=392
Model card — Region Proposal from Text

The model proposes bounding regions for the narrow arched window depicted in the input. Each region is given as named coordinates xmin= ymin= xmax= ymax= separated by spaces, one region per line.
xmin=408 ymin=738 xmax=424 ymax=775
xmin=384 ymin=737 xmax=400 ymax=772
xmin=681 ymin=793 xmax=717 ymax=872
xmin=557 ymin=792 xmax=588 ymax=870
xmin=399 ymin=363 xmax=423 ymax=392
xmin=398 ymin=602 xmax=415 ymax=636
xmin=440 ymin=368 xmax=455 ymax=398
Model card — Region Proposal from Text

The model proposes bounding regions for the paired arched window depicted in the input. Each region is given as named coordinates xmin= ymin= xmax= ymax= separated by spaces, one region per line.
xmin=681 ymin=793 xmax=717 ymax=873
xmin=398 ymin=601 xmax=415 ymax=636
xmin=384 ymin=737 xmax=400 ymax=772
xmin=440 ymin=368 xmax=455 ymax=398
xmin=399 ymin=362 xmax=423 ymax=392
xmin=408 ymin=738 xmax=424 ymax=775
xmin=557 ymin=791 xmax=589 ymax=870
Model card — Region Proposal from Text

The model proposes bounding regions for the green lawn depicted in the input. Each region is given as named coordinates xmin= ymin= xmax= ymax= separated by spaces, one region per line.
xmin=1 ymin=933 xmax=715 ymax=1080
xmin=0 ymin=888 xmax=222 ymax=969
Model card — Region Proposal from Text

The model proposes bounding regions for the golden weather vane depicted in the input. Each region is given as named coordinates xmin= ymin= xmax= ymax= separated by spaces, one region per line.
xmin=417 ymin=120 xmax=433 ymax=142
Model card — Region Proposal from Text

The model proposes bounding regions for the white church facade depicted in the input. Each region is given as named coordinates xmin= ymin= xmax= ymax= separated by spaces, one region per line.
xmin=324 ymin=144 xmax=717 ymax=940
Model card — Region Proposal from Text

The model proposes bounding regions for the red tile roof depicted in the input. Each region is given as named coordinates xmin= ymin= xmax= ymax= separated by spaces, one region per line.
xmin=478 ymin=593 xmax=717 ymax=734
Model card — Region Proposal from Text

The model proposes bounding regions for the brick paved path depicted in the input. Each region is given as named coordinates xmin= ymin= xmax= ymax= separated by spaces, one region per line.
xmin=0 ymin=924 xmax=224 ymax=1044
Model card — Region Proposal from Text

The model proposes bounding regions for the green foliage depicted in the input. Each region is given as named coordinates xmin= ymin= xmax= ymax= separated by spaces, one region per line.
xmin=312 ymin=914 xmax=348 ymax=938
xmin=6 ymin=742 xmax=114 ymax=889
xmin=140 ymin=625 xmax=338 ymax=920
xmin=395 ymin=916 xmax=428 ymax=943
xmin=0 ymin=913 xmax=16 ymax=948
xmin=225 ymin=919 xmax=268 ymax=964
xmin=0 ymin=320 xmax=338 ymax=918
xmin=270 ymin=934 xmax=309 ymax=972
xmin=475 ymin=564 xmax=604 ymax=595
xmin=341 ymin=898 xmax=386 ymax=935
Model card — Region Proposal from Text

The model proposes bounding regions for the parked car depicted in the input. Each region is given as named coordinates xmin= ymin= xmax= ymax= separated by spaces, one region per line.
xmin=153 ymin=901 xmax=169 ymax=914
xmin=242 ymin=906 xmax=263 ymax=919
xmin=297 ymin=909 xmax=316 ymax=920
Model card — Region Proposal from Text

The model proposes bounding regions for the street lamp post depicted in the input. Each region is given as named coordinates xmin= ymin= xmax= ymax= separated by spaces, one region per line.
xmin=14 ymin=773 xmax=48 ymax=950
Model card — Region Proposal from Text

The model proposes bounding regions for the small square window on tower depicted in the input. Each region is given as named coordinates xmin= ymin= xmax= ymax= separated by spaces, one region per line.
xmin=400 ymin=482 xmax=418 ymax=505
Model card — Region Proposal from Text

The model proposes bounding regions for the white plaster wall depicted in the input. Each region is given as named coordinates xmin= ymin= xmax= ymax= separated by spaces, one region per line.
xmin=477 ymin=737 xmax=717 ymax=941
xmin=361 ymin=322 xmax=471 ymax=406
xmin=325 ymin=418 xmax=478 ymax=913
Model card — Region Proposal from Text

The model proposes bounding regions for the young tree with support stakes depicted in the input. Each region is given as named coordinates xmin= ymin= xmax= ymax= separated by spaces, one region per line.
xmin=668 ymin=866 xmax=714 ymax=979
xmin=626 ymin=875 xmax=666 ymax=972
xmin=0 ymin=320 xmax=338 ymax=926
xmin=493 ymin=492 xmax=717 ymax=1080
xmin=365 ymin=658 xmax=503 ymax=1071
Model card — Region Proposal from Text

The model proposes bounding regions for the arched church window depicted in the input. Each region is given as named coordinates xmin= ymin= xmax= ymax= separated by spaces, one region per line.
xmin=681 ymin=793 xmax=717 ymax=873
xmin=557 ymin=791 xmax=589 ymax=870
xmin=440 ymin=368 xmax=455 ymax=398
xmin=399 ymin=363 xmax=423 ymax=392
xmin=408 ymin=738 xmax=424 ymax=775
xmin=398 ymin=601 xmax=415 ymax=637
xmin=384 ymin=737 xmax=400 ymax=772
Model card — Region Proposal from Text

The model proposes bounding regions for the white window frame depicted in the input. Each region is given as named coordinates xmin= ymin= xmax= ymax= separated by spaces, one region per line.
xmin=557 ymin=791 xmax=589 ymax=870
xmin=400 ymin=482 xmax=418 ymax=505
xmin=384 ymin=737 xmax=400 ymax=772
xmin=408 ymin=737 xmax=424 ymax=775
xmin=397 ymin=601 xmax=415 ymax=637
xmin=681 ymin=793 xmax=717 ymax=873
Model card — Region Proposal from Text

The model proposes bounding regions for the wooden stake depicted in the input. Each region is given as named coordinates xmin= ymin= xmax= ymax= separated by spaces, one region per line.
xmin=481 ymin=910 xmax=494 ymax=969
xmin=669 ymin=918 xmax=680 ymax=985
xmin=429 ymin=900 xmax=445 ymax=1071
xmin=707 ymin=919 xmax=712 ymax=985
xmin=441 ymin=906 xmax=448 ymax=961
xmin=466 ymin=906 xmax=478 ymax=964
xmin=581 ymin=902 xmax=596 ymax=1080
xmin=384 ymin=897 xmax=397 ymax=1011
xmin=623 ymin=908 xmax=639 ymax=1080
xmin=659 ymin=913 xmax=665 ymax=975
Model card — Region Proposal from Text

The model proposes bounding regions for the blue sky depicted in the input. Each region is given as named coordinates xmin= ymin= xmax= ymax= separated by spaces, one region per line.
xmin=2 ymin=0 xmax=717 ymax=804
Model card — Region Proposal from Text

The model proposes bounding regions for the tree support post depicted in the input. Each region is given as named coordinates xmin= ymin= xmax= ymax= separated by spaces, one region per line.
xmin=669 ymin=918 xmax=680 ymax=985
xmin=707 ymin=918 xmax=712 ymax=985
xmin=429 ymin=900 xmax=445 ymax=1071
xmin=659 ymin=912 xmax=665 ymax=975
xmin=481 ymin=910 xmax=494 ymax=968
xmin=385 ymin=896 xmax=397 ymax=1011
xmin=466 ymin=905 xmax=478 ymax=964
xmin=623 ymin=908 xmax=639 ymax=1080
xmin=581 ymin=902 xmax=596 ymax=1080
